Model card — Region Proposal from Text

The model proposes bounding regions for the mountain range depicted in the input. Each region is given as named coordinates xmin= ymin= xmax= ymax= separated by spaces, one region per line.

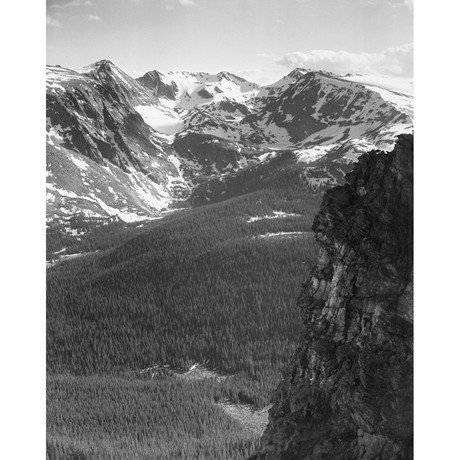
xmin=46 ymin=59 xmax=414 ymax=459
xmin=46 ymin=60 xmax=413 ymax=230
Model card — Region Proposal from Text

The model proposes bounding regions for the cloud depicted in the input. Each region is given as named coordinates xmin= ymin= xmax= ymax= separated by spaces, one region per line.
xmin=162 ymin=0 xmax=197 ymax=8
xmin=50 ymin=0 xmax=93 ymax=8
xmin=87 ymin=14 xmax=100 ymax=20
xmin=276 ymin=44 xmax=413 ymax=77
xmin=46 ymin=15 xmax=61 ymax=27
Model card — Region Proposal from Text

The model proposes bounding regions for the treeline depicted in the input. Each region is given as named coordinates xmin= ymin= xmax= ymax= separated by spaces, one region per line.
xmin=189 ymin=150 xmax=325 ymax=207
xmin=46 ymin=187 xmax=320 ymax=258
xmin=47 ymin=374 xmax=260 ymax=460
xmin=46 ymin=215 xmax=143 ymax=260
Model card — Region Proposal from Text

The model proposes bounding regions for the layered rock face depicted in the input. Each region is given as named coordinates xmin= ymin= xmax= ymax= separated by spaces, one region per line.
xmin=251 ymin=134 xmax=413 ymax=460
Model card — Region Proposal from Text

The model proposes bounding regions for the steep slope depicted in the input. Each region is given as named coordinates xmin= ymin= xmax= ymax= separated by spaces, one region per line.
xmin=46 ymin=63 xmax=190 ymax=222
xmin=342 ymin=74 xmax=413 ymax=117
xmin=183 ymin=69 xmax=412 ymax=149
xmin=251 ymin=134 xmax=413 ymax=460
xmin=136 ymin=70 xmax=179 ymax=100
xmin=80 ymin=59 xmax=157 ymax=106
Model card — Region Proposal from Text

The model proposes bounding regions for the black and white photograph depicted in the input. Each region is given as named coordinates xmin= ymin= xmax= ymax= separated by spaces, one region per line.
xmin=7 ymin=1 xmax=459 ymax=459
xmin=44 ymin=0 xmax=414 ymax=458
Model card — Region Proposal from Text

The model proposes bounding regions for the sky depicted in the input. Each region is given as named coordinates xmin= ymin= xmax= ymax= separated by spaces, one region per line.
xmin=47 ymin=0 xmax=413 ymax=85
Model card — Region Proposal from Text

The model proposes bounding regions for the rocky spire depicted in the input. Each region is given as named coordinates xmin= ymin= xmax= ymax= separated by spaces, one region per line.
xmin=251 ymin=134 xmax=413 ymax=460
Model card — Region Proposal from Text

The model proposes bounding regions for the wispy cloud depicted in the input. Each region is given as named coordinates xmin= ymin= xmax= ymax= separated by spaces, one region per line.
xmin=87 ymin=14 xmax=100 ymax=21
xmin=46 ymin=15 xmax=61 ymax=27
xmin=276 ymin=44 xmax=413 ymax=77
xmin=50 ymin=0 xmax=93 ymax=9
xmin=360 ymin=0 xmax=413 ymax=10
xmin=162 ymin=0 xmax=197 ymax=8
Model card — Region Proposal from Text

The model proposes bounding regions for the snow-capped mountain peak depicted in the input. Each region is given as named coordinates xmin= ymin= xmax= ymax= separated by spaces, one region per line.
xmin=81 ymin=60 xmax=156 ymax=105
xmin=136 ymin=69 xmax=260 ymax=110
xmin=137 ymin=70 xmax=178 ymax=100
xmin=287 ymin=67 xmax=309 ymax=79
xmin=80 ymin=59 xmax=116 ymax=72
xmin=46 ymin=60 xmax=413 ymax=225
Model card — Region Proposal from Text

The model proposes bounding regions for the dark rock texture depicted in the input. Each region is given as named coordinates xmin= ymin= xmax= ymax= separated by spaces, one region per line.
xmin=251 ymin=134 xmax=413 ymax=460
xmin=172 ymin=132 xmax=260 ymax=178
xmin=137 ymin=70 xmax=178 ymax=100
xmin=197 ymin=88 xmax=214 ymax=99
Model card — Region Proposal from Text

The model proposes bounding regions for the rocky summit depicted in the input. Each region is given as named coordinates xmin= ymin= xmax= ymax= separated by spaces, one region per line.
xmin=250 ymin=134 xmax=413 ymax=460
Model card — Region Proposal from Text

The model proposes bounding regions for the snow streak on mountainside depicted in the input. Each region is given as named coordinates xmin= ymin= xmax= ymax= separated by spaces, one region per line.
xmin=46 ymin=61 xmax=413 ymax=224
xmin=46 ymin=62 xmax=189 ymax=222
xmin=342 ymin=73 xmax=413 ymax=118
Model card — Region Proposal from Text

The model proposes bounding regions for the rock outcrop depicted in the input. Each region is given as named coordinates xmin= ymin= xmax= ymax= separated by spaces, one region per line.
xmin=251 ymin=134 xmax=413 ymax=459
xmin=137 ymin=70 xmax=178 ymax=100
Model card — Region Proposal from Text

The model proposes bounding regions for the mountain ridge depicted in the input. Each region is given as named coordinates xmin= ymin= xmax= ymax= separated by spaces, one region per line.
xmin=46 ymin=60 xmax=413 ymax=228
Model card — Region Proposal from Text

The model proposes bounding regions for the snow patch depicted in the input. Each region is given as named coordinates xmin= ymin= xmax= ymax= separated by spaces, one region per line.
xmin=247 ymin=211 xmax=302 ymax=223
xmin=70 ymin=155 xmax=89 ymax=171
xmin=88 ymin=193 xmax=154 ymax=223
xmin=134 ymin=105 xmax=184 ymax=135
xmin=257 ymin=232 xmax=308 ymax=239
xmin=217 ymin=401 xmax=270 ymax=437
xmin=295 ymin=145 xmax=336 ymax=164
xmin=258 ymin=151 xmax=278 ymax=162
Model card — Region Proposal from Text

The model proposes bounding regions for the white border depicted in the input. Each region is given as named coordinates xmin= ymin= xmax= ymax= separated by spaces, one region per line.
xmin=3 ymin=1 xmax=458 ymax=458
xmin=2 ymin=0 xmax=46 ymax=458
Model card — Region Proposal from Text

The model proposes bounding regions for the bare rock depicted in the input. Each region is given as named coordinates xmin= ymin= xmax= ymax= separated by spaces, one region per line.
xmin=250 ymin=134 xmax=413 ymax=460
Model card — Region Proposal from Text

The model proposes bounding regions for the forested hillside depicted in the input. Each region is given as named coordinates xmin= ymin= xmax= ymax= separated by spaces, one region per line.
xmin=47 ymin=188 xmax=321 ymax=459
xmin=47 ymin=375 xmax=260 ymax=460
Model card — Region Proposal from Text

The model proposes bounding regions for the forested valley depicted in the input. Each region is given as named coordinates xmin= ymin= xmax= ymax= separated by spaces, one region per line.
xmin=47 ymin=188 xmax=321 ymax=459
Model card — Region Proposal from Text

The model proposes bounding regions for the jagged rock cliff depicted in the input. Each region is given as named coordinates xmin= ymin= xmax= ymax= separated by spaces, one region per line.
xmin=251 ymin=134 xmax=413 ymax=460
